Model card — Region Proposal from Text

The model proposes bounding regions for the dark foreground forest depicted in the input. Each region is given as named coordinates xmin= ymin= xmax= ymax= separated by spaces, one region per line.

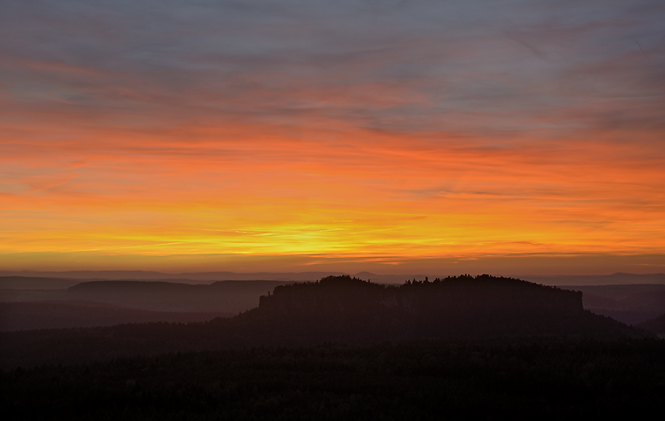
xmin=2 ymin=275 xmax=663 ymax=419
xmin=3 ymin=339 xmax=664 ymax=420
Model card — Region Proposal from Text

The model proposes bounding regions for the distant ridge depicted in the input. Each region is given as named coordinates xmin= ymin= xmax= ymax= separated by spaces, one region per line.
xmin=562 ymin=284 xmax=665 ymax=325
xmin=2 ymin=270 xmax=663 ymax=286
xmin=0 ymin=301 xmax=231 ymax=331
xmin=0 ymin=276 xmax=82 ymax=290
xmin=64 ymin=280 xmax=291 ymax=313
xmin=637 ymin=313 xmax=665 ymax=335
xmin=522 ymin=273 xmax=665 ymax=286
xmin=0 ymin=275 xmax=651 ymax=368
xmin=0 ymin=270 xmax=349 ymax=283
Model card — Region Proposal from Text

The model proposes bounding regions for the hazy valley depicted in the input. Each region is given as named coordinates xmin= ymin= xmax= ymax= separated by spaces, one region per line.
xmin=2 ymin=272 xmax=664 ymax=332
xmin=2 ymin=274 xmax=664 ymax=419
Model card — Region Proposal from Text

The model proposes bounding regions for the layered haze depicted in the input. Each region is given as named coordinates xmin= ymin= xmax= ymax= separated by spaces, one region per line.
xmin=1 ymin=0 xmax=664 ymax=274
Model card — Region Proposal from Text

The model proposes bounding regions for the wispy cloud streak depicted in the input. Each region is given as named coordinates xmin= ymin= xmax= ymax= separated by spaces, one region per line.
xmin=1 ymin=0 xmax=664 ymax=273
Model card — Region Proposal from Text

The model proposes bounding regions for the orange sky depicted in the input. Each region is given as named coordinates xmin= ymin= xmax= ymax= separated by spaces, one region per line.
xmin=1 ymin=1 xmax=664 ymax=275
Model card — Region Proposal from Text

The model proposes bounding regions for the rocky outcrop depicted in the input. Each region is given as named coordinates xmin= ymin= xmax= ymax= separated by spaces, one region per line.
xmin=255 ymin=275 xmax=639 ymax=341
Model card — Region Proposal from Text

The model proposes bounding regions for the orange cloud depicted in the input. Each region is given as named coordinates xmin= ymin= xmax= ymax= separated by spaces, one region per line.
xmin=2 ymin=1 xmax=664 ymax=274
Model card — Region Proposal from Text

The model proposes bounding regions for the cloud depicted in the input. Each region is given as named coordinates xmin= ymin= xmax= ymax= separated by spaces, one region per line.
xmin=1 ymin=1 xmax=664 ymax=270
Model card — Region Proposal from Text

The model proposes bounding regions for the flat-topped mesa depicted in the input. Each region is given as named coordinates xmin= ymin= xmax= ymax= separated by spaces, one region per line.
xmin=259 ymin=275 xmax=388 ymax=318
xmin=259 ymin=274 xmax=582 ymax=316
xmin=256 ymin=274 xmax=596 ymax=340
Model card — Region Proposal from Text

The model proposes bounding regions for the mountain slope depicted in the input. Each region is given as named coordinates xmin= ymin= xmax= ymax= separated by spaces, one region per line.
xmin=250 ymin=275 xmax=643 ymax=342
xmin=0 ymin=275 xmax=650 ymax=368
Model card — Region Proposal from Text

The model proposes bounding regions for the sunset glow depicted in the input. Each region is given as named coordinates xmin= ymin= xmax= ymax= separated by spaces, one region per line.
xmin=2 ymin=1 xmax=664 ymax=275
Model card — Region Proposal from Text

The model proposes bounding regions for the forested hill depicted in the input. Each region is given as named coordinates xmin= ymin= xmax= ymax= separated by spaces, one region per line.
xmin=252 ymin=275 xmax=640 ymax=341
xmin=64 ymin=280 xmax=288 ymax=313
xmin=0 ymin=275 xmax=650 ymax=369
xmin=261 ymin=274 xmax=583 ymax=316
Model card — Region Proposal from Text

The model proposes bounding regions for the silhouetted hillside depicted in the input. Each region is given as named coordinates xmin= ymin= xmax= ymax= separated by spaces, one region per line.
xmin=253 ymin=275 xmax=642 ymax=342
xmin=0 ymin=275 xmax=650 ymax=368
xmin=0 ymin=301 xmax=231 ymax=331
xmin=0 ymin=270 xmax=348 ymax=282
xmin=637 ymin=313 xmax=665 ymax=335
xmin=66 ymin=280 xmax=289 ymax=313
xmin=0 ymin=276 xmax=81 ymax=290
xmin=524 ymin=273 xmax=665 ymax=286
xmin=561 ymin=284 xmax=665 ymax=325
xmin=1 ymin=280 xmax=290 ymax=330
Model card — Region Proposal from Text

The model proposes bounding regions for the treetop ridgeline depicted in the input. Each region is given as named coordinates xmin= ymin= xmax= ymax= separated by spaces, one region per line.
xmin=269 ymin=273 xmax=565 ymax=295
xmin=253 ymin=274 xmax=646 ymax=342
xmin=0 ymin=274 xmax=652 ymax=370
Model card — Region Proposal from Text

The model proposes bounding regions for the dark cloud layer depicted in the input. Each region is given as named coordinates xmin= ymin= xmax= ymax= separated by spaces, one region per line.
xmin=2 ymin=0 xmax=663 ymax=135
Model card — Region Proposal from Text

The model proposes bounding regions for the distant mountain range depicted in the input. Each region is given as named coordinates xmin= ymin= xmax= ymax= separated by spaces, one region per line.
xmin=564 ymin=284 xmax=665 ymax=325
xmin=2 ymin=272 xmax=664 ymax=330
xmin=0 ymin=301 xmax=231 ymax=332
xmin=0 ymin=270 xmax=351 ymax=284
xmin=0 ymin=278 xmax=287 ymax=316
xmin=0 ymin=275 xmax=652 ymax=369
xmin=1 ymin=270 xmax=664 ymax=286
xmin=637 ymin=313 xmax=665 ymax=335
xmin=522 ymin=272 xmax=665 ymax=286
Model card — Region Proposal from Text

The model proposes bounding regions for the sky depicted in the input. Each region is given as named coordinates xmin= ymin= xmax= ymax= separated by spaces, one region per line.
xmin=1 ymin=0 xmax=664 ymax=276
